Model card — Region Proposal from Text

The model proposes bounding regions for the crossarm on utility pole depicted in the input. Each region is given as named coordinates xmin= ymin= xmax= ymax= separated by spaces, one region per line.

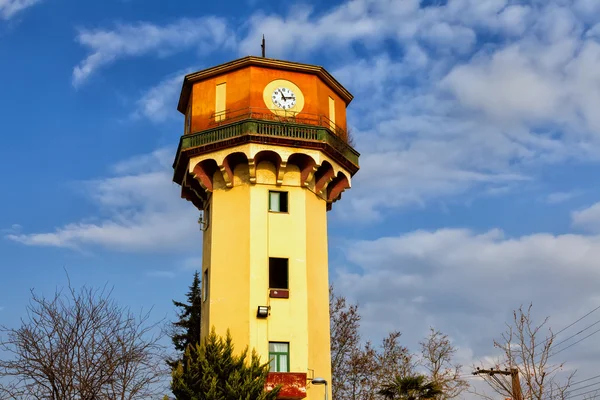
xmin=473 ymin=367 xmax=523 ymax=400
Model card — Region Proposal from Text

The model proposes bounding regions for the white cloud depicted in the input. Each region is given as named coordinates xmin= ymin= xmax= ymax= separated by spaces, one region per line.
xmin=1 ymin=223 xmax=22 ymax=234
xmin=442 ymin=44 xmax=565 ymax=123
xmin=181 ymin=256 xmax=202 ymax=271
xmin=132 ymin=70 xmax=192 ymax=123
xmin=111 ymin=148 xmax=172 ymax=175
xmin=572 ymin=202 xmax=600 ymax=233
xmin=334 ymin=227 xmax=600 ymax=367
xmin=147 ymin=270 xmax=176 ymax=279
xmin=7 ymin=149 xmax=201 ymax=252
xmin=73 ymin=17 xmax=233 ymax=86
xmin=587 ymin=23 xmax=600 ymax=39
xmin=80 ymin=0 xmax=600 ymax=219
xmin=440 ymin=7 xmax=600 ymax=140
xmin=0 ymin=0 xmax=41 ymax=20
xmin=546 ymin=191 xmax=581 ymax=204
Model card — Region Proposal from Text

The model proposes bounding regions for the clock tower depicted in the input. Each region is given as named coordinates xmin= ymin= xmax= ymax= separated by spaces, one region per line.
xmin=172 ymin=56 xmax=359 ymax=399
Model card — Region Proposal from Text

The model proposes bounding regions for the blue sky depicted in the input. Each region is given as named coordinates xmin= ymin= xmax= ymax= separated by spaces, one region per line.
xmin=2 ymin=0 xmax=600 ymax=392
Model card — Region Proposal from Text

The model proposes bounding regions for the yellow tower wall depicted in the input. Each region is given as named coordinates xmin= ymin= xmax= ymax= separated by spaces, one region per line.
xmin=177 ymin=58 xmax=357 ymax=400
xmin=201 ymin=180 xmax=252 ymax=344
xmin=190 ymin=143 xmax=346 ymax=400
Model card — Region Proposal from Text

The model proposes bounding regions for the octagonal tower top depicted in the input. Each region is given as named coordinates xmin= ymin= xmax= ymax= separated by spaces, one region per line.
xmin=172 ymin=56 xmax=360 ymax=208
xmin=177 ymin=56 xmax=354 ymax=142
xmin=177 ymin=56 xmax=353 ymax=112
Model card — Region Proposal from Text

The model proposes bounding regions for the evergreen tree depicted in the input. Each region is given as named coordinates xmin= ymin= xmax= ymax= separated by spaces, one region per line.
xmin=169 ymin=271 xmax=202 ymax=367
xmin=171 ymin=328 xmax=280 ymax=400
xmin=379 ymin=375 xmax=442 ymax=400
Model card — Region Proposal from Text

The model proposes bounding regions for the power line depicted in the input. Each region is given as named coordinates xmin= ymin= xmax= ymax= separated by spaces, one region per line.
xmin=550 ymin=326 xmax=600 ymax=358
xmin=565 ymin=387 xmax=600 ymax=399
xmin=567 ymin=381 xmax=600 ymax=395
xmin=532 ymin=305 xmax=600 ymax=352
xmin=551 ymin=319 xmax=600 ymax=352
xmin=554 ymin=305 xmax=600 ymax=337
xmin=571 ymin=374 xmax=600 ymax=387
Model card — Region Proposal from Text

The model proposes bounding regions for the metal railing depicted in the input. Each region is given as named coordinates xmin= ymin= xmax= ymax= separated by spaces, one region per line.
xmin=181 ymin=118 xmax=359 ymax=166
xmin=209 ymin=107 xmax=349 ymax=140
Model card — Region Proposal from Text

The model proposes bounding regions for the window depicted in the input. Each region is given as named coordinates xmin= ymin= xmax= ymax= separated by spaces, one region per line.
xmin=215 ymin=82 xmax=226 ymax=122
xmin=269 ymin=342 xmax=289 ymax=372
xmin=269 ymin=191 xmax=288 ymax=213
xmin=269 ymin=258 xmax=288 ymax=289
xmin=185 ymin=103 xmax=192 ymax=133
xmin=203 ymin=270 xmax=209 ymax=302
xmin=328 ymin=96 xmax=336 ymax=130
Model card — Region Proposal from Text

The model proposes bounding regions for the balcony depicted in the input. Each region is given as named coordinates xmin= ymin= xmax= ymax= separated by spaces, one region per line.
xmin=208 ymin=107 xmax=350 ymax=142
xmin=265 ymin=372 xmax=307 ymax=399
xmin=173 ymin=108 xmax=360 ymax=186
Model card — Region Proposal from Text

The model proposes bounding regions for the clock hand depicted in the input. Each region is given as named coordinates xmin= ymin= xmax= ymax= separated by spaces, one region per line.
xmin=278 ymin=89 xmax=288 ymax=101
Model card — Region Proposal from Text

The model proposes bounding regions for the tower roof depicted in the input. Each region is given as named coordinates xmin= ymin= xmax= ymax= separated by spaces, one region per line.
xmin=177 ymin=56 xmax=353 ymax=113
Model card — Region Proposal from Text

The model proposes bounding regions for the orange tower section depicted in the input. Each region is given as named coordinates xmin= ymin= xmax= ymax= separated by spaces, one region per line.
xmin=172 ymin=56 xmax=360 ymax=400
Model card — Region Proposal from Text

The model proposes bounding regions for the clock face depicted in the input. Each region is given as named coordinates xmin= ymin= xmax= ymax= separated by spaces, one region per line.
xmin=271 ymin=87 xmax=297 ymax=110
xmin=263 ymin=79 xmax=304 ymax=115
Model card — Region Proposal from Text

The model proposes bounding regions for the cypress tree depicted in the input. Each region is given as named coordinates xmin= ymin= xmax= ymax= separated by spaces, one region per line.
xmin=169 ymin=271 xmax=202 ymax=367
xmin=171 ymin=328 xmax=281 ymax=400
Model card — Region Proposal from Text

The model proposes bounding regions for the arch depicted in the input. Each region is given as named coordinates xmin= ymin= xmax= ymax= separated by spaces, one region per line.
xmin=287 ymin=153 xmax=317 ymax=187
xmin=255 ymin=160 xmax=277 ymax=185
xmin=314 ymin=161 xmax=335 ymax=194
xmin=327 ymin=171 xmax=350 ymax=202
xmin=281 ymin=163 xmax=301 ymax=186
xmin=182 ymin=173 xmax=206 ymax=210
xmin=222 ymin=152 xmax=249 ymax=188
xmin=254 ymin=150 xmax=285 ymax=185
xmin=192 ymin=158 xmax=219 ymax=192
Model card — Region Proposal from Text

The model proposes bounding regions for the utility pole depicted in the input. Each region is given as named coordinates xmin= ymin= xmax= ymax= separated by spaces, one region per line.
xmin=473 ymin=367 xmax=523 ymax=400
xmin=510 ymin=368 xmax=523 ymax=400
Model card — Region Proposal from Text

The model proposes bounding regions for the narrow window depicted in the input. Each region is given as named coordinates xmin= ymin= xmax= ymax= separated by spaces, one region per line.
xmin=203 ymin=270 xmax=209 ymax=302
xmin=328 ymin=96 xmax=336 ymax=131
xmin=186 ymin=103 xmax=192 ymax=133
xmin=269 ymin=342 xmax=289 ymax=372
xmin=215 ymin=82 xmax=226 ymax=122
xmin=269 ymin=191 xmax=288 ymax=213
xmin=269 ymin=258 xmax=288 ymax=289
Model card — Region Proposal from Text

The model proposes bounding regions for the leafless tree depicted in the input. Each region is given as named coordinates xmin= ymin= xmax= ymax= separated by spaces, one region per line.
xmin=330 ymin=285 xmax=369 ymax=400
xmin=419 ymin=328 xmax=468 ymax=400
xmin=475 ymin=304 xmax=576 ymax=400
xmin=0 ymin=281 xmax=168 ymax=400
xmin=329 ymin=286 xmax=415 ymax=400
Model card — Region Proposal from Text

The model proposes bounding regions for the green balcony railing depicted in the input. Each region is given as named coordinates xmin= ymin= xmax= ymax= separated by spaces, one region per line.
xmin=180 ymin=119 xmax=359 ymax=166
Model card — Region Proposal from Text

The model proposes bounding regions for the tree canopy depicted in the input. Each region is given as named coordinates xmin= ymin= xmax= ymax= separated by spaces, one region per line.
xmin=169 ymin=271 xmax=202 ymax=367
xmin=171 ymin=328 xmax=280 ymax=400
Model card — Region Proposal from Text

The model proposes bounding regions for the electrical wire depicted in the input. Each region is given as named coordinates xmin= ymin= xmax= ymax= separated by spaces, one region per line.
xmin=532 ymin=304 xmax=600 ymax=351
xmin=551 ymin=319 xmax=600 ymax=351
xmin=555 ymin=305 xmax=600 ymax=337
xmin=571 ymin=374 xmax=600 ymax=387
xmin=565 ymin=387 xmax=600 ymax=399
xmin=550 ymin=326 xmax=600 ymax=358
xmin=566 ymin=381 xmax=600 ymax=395
xmin=530 ymin=316 xmax=600 ymax=364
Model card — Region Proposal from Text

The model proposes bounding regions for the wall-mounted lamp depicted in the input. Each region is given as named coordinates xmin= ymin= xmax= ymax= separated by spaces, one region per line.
xmin=257 ymin=306 xmax=270 ymax=318
xmin=311 ymin=378 xmax=328 ymax=400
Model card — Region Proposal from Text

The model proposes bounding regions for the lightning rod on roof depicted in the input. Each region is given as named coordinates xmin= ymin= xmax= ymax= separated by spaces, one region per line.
xmin=261 ymin=34 xmax=266 ymax=57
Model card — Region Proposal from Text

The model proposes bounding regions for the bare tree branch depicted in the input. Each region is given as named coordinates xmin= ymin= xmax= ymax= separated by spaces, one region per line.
xmin=476 ymin=304 xmax=577 ymax=400
xmin=0 ymin=281 xmax=168 ymax=400
xmin=420 ymin=327 xmax=469 ymax=400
